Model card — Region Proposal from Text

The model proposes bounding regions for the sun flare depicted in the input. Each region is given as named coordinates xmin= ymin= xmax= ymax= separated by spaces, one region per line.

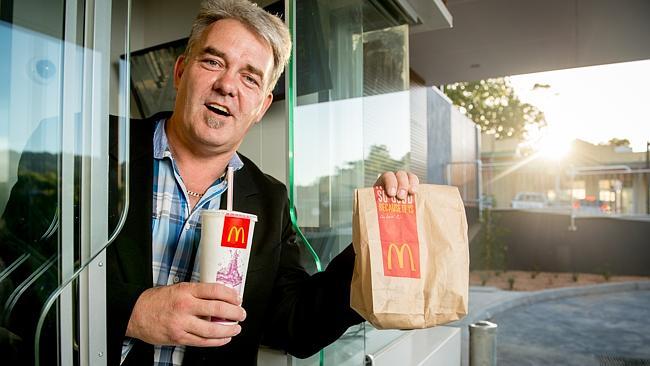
xmin=525 ymin=126 xmax=572 ymax=160
xmin=537 ymin=135 xmax=571 ymax=160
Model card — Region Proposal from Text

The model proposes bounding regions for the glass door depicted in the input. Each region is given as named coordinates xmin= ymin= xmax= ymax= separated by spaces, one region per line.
xmin=0 ymin=0 xmax=130 ymax=364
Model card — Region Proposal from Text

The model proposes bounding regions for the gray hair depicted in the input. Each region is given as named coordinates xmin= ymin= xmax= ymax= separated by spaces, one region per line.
xmin=185 ymin=0 xmax=291 ymax=92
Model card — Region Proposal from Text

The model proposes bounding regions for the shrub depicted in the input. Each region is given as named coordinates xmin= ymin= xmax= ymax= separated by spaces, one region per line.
xmin=476 ymin=210 xmax=509 ymax=273
xmin=480 ymin=273 xmax=490 ymax=286
xmin=602 ymin=270 xmax=611 ymax=281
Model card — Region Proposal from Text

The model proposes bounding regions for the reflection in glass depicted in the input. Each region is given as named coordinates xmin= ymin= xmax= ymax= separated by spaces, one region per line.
xmin=291 ymin=0 xmax=428 ymax=364
xmin=0 ymin=8 xmax=66 ymax=360
xmin=1 ymin=0 xmax=130 ymax=363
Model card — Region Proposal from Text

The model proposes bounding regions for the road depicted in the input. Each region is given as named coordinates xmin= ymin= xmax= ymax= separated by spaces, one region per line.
xmin=493 ymin=290 xmax=650 ymax=365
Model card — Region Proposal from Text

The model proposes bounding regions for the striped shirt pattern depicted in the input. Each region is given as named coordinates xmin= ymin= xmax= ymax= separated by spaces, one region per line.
xmin=120 ymin=118 xmax=243 ymax=365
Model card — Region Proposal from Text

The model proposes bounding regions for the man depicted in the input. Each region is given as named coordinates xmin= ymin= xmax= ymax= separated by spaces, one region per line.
xmin=0 ymin=0 xmax=419 ymax=365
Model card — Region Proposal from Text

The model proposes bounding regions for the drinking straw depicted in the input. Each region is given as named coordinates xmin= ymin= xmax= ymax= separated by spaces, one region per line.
xmin=226 ymin=166 xmax=234 ymax=211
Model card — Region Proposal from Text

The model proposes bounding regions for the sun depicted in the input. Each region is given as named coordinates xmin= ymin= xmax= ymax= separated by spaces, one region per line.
xmin=526 ymin=126 xmax=572 ymax=160
xmin=537 ymin=134 xmax=571 ymax=160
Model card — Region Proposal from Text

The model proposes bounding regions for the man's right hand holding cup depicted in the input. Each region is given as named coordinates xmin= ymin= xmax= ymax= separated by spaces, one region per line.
xmin=126 ymin=282 xmax=246 ymax=347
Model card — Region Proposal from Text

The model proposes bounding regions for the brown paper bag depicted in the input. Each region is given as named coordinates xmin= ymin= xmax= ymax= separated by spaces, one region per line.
xmin=350 ymin=184 xmax=469 ymax=329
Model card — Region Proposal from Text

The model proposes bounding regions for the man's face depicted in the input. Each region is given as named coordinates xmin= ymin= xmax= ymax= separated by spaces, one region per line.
xmin=171 ymin=19 xmax=274 ymax=154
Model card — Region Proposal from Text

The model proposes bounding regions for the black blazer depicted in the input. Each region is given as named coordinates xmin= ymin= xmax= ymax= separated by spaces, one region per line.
xmin=0 ymin=113 xmax=362 ymax=365
xmin=108 ymin=113 xmax=363 ymax=365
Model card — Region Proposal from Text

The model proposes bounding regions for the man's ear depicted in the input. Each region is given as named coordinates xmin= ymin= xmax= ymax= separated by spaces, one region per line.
xmin=254 ymin=92 xmax=274 ymax=123
xmin=173 ymin=55 xmax=186 ymax=90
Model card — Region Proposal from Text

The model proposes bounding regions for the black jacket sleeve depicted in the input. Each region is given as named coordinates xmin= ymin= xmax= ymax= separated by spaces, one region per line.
xmin=261 ymin=196 xmax=364 ymax=358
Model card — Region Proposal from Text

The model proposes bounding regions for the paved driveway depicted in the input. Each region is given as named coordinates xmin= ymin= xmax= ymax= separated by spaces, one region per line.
xmin=492 ymin=290 xmax=650 ymax=365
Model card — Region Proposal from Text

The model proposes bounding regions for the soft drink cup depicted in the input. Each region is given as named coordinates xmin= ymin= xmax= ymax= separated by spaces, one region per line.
xmin=199 ymin=209 xmax=257 ymax=324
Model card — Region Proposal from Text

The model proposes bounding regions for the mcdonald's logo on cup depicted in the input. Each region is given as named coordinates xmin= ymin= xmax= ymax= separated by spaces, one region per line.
xmin=228 ymin=226 xmax=245 ymax=243
xmin=382 ymin=241 xmax=420 ymax=278
xmin=221 ymin=216 xmax=250 ymax=249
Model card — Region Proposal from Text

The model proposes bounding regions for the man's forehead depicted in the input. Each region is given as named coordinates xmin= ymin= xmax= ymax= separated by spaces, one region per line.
xmin=201 ymin=20 xmax=273 ymax=59
xmin=197 ymin=20 xmax=274 ymax=75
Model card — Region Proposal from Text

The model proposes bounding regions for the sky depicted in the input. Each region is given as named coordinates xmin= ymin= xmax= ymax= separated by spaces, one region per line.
xmin=509 ymin=59 xmax=650 ymax=152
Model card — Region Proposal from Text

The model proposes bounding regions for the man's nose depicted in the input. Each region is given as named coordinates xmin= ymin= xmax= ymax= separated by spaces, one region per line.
xmin=213 ymin=70 xmax=237 ymax=97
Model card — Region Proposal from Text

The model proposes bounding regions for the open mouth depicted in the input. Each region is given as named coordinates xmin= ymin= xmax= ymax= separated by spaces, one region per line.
xmin=205 ymin=103 xmax=231 ymax=117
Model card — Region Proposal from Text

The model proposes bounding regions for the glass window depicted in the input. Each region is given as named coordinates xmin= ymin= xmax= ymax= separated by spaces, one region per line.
xmin=290 ymin=0 xmax=440 ymax=364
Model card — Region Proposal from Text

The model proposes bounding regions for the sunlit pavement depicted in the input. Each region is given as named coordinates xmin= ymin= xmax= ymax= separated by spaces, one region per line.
xmin=492 ymin=290 xmax=650 ymax=365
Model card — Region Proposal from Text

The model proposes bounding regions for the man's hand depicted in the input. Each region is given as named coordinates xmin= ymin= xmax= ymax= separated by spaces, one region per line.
xmin=374 ymin=171 xmax=419 ymax=200
xmin=126 ymin=282 xmax=246 ymax=347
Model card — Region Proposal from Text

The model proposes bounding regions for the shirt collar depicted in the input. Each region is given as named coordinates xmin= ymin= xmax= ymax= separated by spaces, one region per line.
xmin=153 ymin=118 xmax=244 ymax=171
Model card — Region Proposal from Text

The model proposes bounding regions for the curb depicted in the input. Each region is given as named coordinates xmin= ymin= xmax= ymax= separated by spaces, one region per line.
xmin=465 ymin=280 xmax=650 ymax=324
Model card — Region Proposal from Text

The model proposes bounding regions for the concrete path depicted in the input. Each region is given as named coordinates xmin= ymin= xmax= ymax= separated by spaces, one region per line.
xmin=492 ymin=289 xmax=650 ymax=366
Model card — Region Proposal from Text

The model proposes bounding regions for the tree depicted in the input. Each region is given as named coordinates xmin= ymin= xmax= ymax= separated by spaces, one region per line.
xmin=603 ymin=138 xmax=631 ymax=147
xmin=363 ymin=145 xmax=408 ymax=186
xmin=443 ymin=77 xmax=546 ymax=140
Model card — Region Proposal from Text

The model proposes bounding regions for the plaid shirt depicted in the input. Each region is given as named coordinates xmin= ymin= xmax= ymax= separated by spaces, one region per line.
xmin=121 ymin=118 xmax=243 ymax=365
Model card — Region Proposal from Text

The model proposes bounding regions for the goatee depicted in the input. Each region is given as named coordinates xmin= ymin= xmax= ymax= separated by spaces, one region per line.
xmin=206 ymin=117 xmax=224 ymax=129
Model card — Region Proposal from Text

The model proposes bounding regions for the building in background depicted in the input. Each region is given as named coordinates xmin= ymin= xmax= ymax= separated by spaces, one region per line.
xmin=482 ymin=135 xmax=649 ymax=215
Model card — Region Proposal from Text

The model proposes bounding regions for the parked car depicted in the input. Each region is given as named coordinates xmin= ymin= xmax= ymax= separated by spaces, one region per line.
xmin=511 ymin=192 xmax=548 ymax=209
xmin=573 ymin=198 xmax=611 ymax=214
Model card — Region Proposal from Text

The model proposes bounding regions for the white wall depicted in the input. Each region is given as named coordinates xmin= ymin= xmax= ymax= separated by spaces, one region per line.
xmin=239 ymin=101 xmax=288 ymax=185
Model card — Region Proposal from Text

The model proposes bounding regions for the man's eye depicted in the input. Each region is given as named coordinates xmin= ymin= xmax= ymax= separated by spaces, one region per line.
xmin=204 ymin=59 xmax=222 ymax=68
xmin=244 ymin=75 xmax=259 ymax=86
